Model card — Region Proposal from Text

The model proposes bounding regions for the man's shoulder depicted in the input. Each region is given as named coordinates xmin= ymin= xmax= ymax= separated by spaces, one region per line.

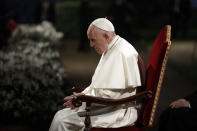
xmin=115 ymin=37 xmax=138 ymax=56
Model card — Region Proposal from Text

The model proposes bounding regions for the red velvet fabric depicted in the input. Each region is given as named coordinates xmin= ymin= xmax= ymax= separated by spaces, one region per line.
xmin=140 ymin=26 xmax=169 ymax=126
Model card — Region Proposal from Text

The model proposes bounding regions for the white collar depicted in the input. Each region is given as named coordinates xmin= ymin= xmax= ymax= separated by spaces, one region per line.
xmin=107 ymin=35 xmax=119 ymax=51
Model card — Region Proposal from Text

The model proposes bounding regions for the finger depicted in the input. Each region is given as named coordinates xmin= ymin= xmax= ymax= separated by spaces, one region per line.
xmin=64 ymin=96 xmax=69 ymax=101
xmin=63 ymin=102 xmax=68 ymax=108
xmin=65 ymin=102 xmax=75 ymax=109
xmin=169 ymin=103 xmax=173 ymax=107
xmin=64 ymin=96 xmax=73 ymax=101
xmin=63 ymin=100 xmax=72 ymax=108
xmin=64 ymin=96 xmax=72 ymax=100
xmin=73 ymin=92 xmax=80 ymax=97
xmin=170 ymin=103 xmax=176 ymax=108
xmin=73 ymin=92 xmax=84 ymax=97
xmin=66 ymin=99 xmax=75 ymax=109
xmin=73 ymin=92 xmax=77 ymax=96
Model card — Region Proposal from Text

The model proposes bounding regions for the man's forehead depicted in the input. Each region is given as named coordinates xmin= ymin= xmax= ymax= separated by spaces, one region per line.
xmin=88 ymin=26 xmax=96 ymax=37
xmin=89 ymin=25 xmax=96 ymax=33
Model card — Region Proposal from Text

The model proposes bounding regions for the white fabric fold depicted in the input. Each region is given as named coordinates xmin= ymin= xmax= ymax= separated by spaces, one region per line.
xmin=83 ymin=35 xmax=141 ymax=91
xmin=81 ymin=36 xmax=141 ymax=128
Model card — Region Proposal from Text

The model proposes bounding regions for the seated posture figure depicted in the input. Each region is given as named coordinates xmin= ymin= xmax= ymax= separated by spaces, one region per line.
xmin=49 ymin=18 xmax=142 ymax=131
xmin=158 ymin=90 xmax=197 ymax=131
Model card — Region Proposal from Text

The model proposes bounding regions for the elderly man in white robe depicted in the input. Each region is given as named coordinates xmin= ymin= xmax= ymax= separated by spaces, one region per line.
xmin=49 ymin=18 xmax=142 ymax=131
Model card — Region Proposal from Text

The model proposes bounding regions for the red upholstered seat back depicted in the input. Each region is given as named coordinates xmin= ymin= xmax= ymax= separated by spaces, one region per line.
xmin=139 ymin=25 xmax=171 ymax=127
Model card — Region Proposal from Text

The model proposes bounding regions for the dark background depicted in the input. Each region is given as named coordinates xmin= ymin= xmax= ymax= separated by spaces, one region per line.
xmin=1 ymin=0 xmax=197 ymax=131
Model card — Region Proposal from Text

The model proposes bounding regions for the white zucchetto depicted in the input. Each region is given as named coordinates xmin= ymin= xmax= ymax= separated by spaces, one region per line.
xmin=91 ymin=18 xmax=115 ymax=32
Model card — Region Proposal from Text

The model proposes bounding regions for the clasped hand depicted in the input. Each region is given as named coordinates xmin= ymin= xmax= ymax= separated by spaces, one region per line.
xmin=63 ymin=92 xmax=84 ymax=109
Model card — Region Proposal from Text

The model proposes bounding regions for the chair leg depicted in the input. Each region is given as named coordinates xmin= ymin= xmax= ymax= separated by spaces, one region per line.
xmin=84 ymin=102 xmax=91 ymax=131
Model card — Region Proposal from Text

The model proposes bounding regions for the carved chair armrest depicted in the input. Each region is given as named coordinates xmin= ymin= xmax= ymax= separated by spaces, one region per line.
xmin=72 ymin=90 xmax=152 ymax=107
xmin=72 ymin=90 xmax=152 ymax=131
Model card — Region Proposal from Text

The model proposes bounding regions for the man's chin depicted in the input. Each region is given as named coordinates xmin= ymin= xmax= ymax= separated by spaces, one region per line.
xmin=95 ymin=50 xmax=102 ymax=54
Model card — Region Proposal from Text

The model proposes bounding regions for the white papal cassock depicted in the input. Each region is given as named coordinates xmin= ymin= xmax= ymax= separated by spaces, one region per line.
xmin=49 ymin=35 xmax=141 ymax=131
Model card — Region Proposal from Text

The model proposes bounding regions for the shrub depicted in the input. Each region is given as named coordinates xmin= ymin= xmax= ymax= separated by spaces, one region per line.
xmin=0 ymin=21 xmax=70 ymax=126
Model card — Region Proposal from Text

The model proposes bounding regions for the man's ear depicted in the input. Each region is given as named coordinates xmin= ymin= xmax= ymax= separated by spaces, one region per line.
xmin=104 ymin=33 xmax=110 ymax=42
xmin=103 ymin=33 xmax=108 ymax=38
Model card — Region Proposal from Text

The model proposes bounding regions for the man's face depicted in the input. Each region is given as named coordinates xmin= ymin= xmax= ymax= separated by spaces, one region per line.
xmin=87 ymin=27 xmax=108 ymax=54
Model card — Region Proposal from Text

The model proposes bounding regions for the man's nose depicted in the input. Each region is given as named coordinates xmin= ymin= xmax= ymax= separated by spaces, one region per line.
xmin=90 ymin=42 xmax=94 ymax=47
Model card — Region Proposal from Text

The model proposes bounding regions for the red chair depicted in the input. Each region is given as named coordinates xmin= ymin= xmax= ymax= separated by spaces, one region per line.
xmin=72 ymin=25 xmax=172 ymax=131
